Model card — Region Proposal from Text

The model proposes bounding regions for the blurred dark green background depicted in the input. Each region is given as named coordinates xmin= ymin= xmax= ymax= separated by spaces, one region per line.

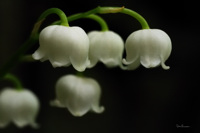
xmin=0 ymin=0 xmax=199 ymax=133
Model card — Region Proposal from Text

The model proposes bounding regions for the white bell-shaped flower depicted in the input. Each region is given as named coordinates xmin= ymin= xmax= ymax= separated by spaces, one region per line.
xmin=87 ymin=31 xmax=124 ymax=68
xmin=50 ymin=74 xmax=104 ymax=117
xmin=0 ymin=88 xmax=39 ymax=128
xmin=123 ymin=29 xmax=172 ymax=70
xmin=32 ymin=25 xmax=90 ymax=72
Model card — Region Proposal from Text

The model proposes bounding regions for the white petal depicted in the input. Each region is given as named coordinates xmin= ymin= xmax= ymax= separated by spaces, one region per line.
xmin=50 ymin=60 xmax=71 ymax=68
xmin=160 ymin=56 xmax=170 ymax=70
xmin=122 ymin=58 xmax=140 ymax=70
xmin=91 ymin=105 xmax=105 ymax=114
xmin=50 ymin=99 xmax=65 ymax=108
xmin=161 ymin=61 xmax=170 ymax=70
xmin=70 ymin=57 xmax=90 ymax=72
xmin=0 ymin=88 xmax=15 ymax=128
xmin=153 ymin=29 xmax=172 ymax=69
xmin=67 ymin=104 xmax=91 ymax=117
xmin=153 ymin=29 xmax=172 ymax=61
xmin=87 ymin=56 xmax=98 ymax=68
xmin=69 ymin=27 xmax=90 ymax=71
xmin=11 ymin=89 xmax=39 ymax=128
xmin=32 ymin=49 xmax=44 ymax=60
xmin=88 ymin=79 xmax=105 ymax=113
xmin=124 ymin=30 xmax=140 ymax=63
xmin=0 ymin=94 xmax=10 ymax=128
xmin=140 ymin=56 xmax=161 ymax=68
xmin=88 ymin=31 xmax=124 ymax=68
xmin=100 ymin=58 xmax=120 ymax=68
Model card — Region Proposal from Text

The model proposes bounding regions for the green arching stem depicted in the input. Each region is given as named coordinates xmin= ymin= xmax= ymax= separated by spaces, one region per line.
xmin=52 ymin=6 xmax=149 ymax=31
xmin=68 ymin=14 xmax=109 ymax=31
xmin=120 ymin=8 xmax=149 ymax=29
xmin=38 ymin=8 xmax=69 ymax=26
xmin=84 ymin=15 xmax=109 ymax=31
xmin=100 ymin=6 xmax=150 ymax=29
xmin=65 ymin=6 xmax=149 ymax=29
xmin=4 ymin=74 xmax=23 ymax=91
xmin=52 ymin=14 xmax=109 ymax=31
xmin=67 ymin=7 xmax=101 ymax=21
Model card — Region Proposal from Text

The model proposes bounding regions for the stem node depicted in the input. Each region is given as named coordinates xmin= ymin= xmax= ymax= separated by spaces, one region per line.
xmin=99 ymin=6 xmax=125 ymax=14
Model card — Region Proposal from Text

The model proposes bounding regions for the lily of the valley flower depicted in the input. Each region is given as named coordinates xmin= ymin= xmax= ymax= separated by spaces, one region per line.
xmin=87 ymin=31 xmax=124 ymax=68
xmin=50 ymin=74 xmax=104 ymax=117
xmin=0 ymin=88 xmax=39 ymax=128
xmin=32 ymin=25 xmax=90 ymax=72
xmin=123 ymin=29 xmax=172 ymax=70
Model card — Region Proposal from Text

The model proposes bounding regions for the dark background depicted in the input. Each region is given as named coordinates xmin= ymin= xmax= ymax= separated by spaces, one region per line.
xmin=0 ymin=0 xmax=199 ymax=133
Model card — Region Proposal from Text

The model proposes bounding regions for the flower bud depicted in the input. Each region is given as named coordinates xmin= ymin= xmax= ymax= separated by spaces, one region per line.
xmin=50 ymin=74 xmax=104 ymax=117
xmin=0 ymin=88 xmax=39 ymax=128
xmin=123 ymin=29 xmax=172 ymax=70
xmin=32 ymin=25 xmax=90 ymax=72
xmin=87 ymin=31 xmax=124 ymax=68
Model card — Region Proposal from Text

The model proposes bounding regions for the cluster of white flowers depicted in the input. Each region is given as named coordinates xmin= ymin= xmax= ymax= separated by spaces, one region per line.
xmin=0 ymin=25 xmax=172 ymax=129
xmin=32 ymin=25 xmax=172 ymax=71
xmin=30 ymin=25 xmax=172 ymax=119
xmin=0 ymin=7 xmax=173 ymax=129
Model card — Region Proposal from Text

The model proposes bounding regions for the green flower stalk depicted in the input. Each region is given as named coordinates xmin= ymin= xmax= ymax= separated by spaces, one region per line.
xmin=120 ymin=8 xmax=149 ymax=29
xmin=54 ymin=14 xmax=109 ymax=32
xmin=67 ymin=6 xmax=149 ymax=29
xmin=3 ymin=74 xmax=23 ymax=91
xmin=84 ymin=14 xmax=109 ymax=31
xmin=37 ymin=8 xmax=69 ymax=27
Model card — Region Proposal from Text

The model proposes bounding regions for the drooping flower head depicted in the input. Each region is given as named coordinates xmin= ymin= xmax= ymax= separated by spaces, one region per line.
xmin=123 ymin=29 xmax=172 ymax=70
xmin=50 ymin=74 xmax=104 ymax=117
xmin=32 ymin=25 xmax=90 ymax=72
xmin=0 ymin=88 xmax=39 ymax=128
xmin=87 ymin=31 xmax=124 ymax=68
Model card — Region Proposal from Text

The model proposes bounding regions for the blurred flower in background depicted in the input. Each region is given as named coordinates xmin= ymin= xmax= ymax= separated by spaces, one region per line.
xmin=50 ymin=74 xmax=104 ymax=117
xmin=0 ymin=88 xmax=39 ymax=128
